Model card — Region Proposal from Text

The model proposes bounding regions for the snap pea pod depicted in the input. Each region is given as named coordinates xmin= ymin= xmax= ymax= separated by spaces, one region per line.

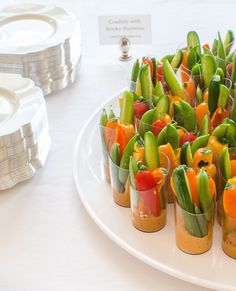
xmin=144 ymin=131 xmax=160 ymax=170
xmin=194 ymin=205 xmax=208 ymax=237
xmin=173 ymin=103 xmax=184 ymax=127
xmin=154 ymin=95 xmax=169 ymax=118
xmin=154 ymin=81 xmax=165 ymax=97
xmin=217 ymin=32 xmax=226 ymax=75
xmin=140 ymin=64 xmax=153 ymax=101
xmin=171 ymin=49 xmax=183 ymax=69
xmin=129 ymin=156 xmax=139 ymax=190
xmin=100 ymin=108 xmax=108 ymax=127
xmin=166 ymin=123 xmax=179 ymax=150
xmin=226 ymin=49 xmax=236 ymax=62
xmin=179 ymin=99 xmax=196 ymax=132
xmin=151 ymin=57 xmax=157 ymax=87
xmin=219 ymin=147 xmax=231 ymax=181
xmin=215 ymin=67 xmax=224 ymax=81
xmin=199 ymin=114 xmax=210 ymax=136
xmin=172 ymin=165 xmax=194 ymax=212
xmin=222 ymin=118 xmax=236 ymax=147
xmin=196 ymin=85 xmax=203 ymax=105
xmin=231 ymin=53 xmax=236 ymax=84
xmin=197 ymin=168 xmax=212 ymax=212
xmin=191 ymin=134 xmax=210 ymax=156
xmin=172 ymin=166 xmax=204 ymax=238
xmin=162 ymin=59 xmax=186 ymax=99
xmin=108 ymin=105 xmax=115 ymax=119
xmin=111 ymin=143 xmax=120 ymax=165
xmin=212 ymin=38 xmax=218 ymax=56
xmin=131 ymin=59 xmax=140 ymax=82
xmin=191 ymin=63 xmax=202 ymax=88
xmin=187 ymin=46 xmax=199 ymax=70
xmin=201 ymin=55 xmax=217 ymax=88
xmin=218 ymin=84 xmax=229 ymax=109
xmin=208 ymin=74 xmax=220 ymax=117
xmin=100 ymin=108 xmax=108 ymax=162
xmin=138 ymin=108 xmax=155 ymax=137
xmin=120 ymin=90 xmax=134 ymax=124
xmin=119 ymin=134 xmax=139 ymax=183
xmin=224 ymin=30 xmax=234 ymax=56
xmin=211 ymin=123 xmax=230 ymax=139
xmin=180 ymin=142 xmax=193 ymax=167
xmin=110 ymin=143 xmax=122 ymax=193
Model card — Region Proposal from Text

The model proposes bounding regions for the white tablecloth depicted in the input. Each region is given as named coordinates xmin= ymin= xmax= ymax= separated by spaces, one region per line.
xmin=1 ymin=0 xmax=234 ymax=290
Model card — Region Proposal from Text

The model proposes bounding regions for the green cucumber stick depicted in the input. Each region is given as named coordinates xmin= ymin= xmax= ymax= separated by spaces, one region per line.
xmin=144 ymin=131 xmax=160 ymax=170
xmin=131 ymin=59 xmax=140 ymax=82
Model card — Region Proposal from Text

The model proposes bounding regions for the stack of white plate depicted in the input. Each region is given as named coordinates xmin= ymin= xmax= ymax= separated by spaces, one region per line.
xmin=0 ymin=73 xmax=50 ymax=190
xmin=0 ymin=3 xmax=81 ymax=96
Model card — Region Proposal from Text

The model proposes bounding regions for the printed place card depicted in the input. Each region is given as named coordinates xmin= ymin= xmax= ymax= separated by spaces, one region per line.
xmin=98 ymin=15 xmax=152 ymax=45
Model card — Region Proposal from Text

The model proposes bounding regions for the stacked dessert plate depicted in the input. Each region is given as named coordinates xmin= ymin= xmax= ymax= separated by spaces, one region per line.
xmin=0 ymin=73 xmax=50 ymax=190
xmin=0 ymin=3 xmax=81 ymax=95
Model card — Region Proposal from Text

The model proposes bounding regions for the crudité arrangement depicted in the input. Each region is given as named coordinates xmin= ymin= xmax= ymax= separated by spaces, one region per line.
xmin=99 ymin=30 xmax=236 ymax=257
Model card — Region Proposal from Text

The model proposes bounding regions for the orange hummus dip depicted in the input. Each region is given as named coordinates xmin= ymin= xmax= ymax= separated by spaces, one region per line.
xmin=222 ymin=230 xmax=236 ymax=259
xmin=112 ymin=179 xmax=130 ymax=208
xmin=175 ymin=215 xmax=213 ymax=254
xmin=132 ymin=209 xmax=166 ymax=232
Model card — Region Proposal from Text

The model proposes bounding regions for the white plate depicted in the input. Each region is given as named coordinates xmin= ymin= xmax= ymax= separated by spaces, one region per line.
xmin=0 ymin=3 xmax=77 ymax=54
xmin=73 ymin=90 xmax=236 ymax=291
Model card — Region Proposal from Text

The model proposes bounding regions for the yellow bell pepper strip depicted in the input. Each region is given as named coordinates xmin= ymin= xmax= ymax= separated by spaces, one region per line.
xmin=207 ymin=135 xmax=228 ymax=165
xmin=193 ymin=148 xmax=216 ymax=178
xmin=159 ymin=143 xmax=179 ymax=172
xmin=104 ymin=118 xmax=118 ymax=152
xmin=195 ymin=102 xmax=210 ymax=129
xmin=185 ymin=167 xmax=199 ymax=206
xmin=114 ymin=123 xmax=135 ymax=157
xmin=180 ymin=50 xmax=190 ymax=83
xmin=132 ymin=141 xmax=145 ymax=164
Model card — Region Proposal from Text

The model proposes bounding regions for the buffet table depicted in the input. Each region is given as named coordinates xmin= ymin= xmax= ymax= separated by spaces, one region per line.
xmin=0 ymin=0 xmax=235 ymax=290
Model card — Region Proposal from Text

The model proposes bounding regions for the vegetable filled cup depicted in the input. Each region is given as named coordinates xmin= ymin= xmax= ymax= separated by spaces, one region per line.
xmin=222 ymin=177 xmax=236 ymax=259
xmin=218 ymin=147 xmax=236 ymax=225
xmin=109 ymin=155 xmax=131 ymax=207
xmin=129 ymin=152 xmax=169 ymax=232
xmin=171 ymin=165 xmax=216 ymax=254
